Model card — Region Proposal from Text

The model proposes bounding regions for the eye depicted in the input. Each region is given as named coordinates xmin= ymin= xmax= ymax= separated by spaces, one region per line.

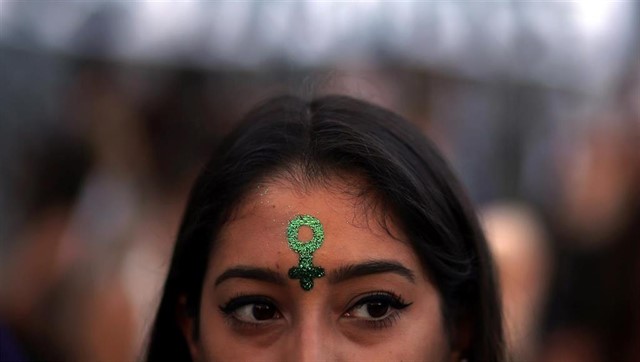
xmin=348 ymin=300 xmax=393 ymax=320
xmin=219 ymin=296 xmax=282 ymax=324
xmin=233 ymin=302 xmax=280 ymax=322
xmin=343 ymin=292 xmax=412 ymax=325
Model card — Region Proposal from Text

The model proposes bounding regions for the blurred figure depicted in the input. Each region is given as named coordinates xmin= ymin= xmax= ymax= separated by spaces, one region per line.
xmin=60 ymin=61 xmax=147 ymax=360
xmin=542 ymin=108 xmax=640 ymax=361
xmin=122 ymin=69 xmax=223 ymax=356
xmin=0 ymin=131 xmax=92 ymax=360
xmin=482 ymin=203 xmax=552 ymax=362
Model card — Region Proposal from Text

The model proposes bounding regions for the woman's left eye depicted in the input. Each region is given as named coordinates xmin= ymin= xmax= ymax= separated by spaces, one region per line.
xmin=347 ymin=300 xmax=393 ymax=320
xmin=344 ymin=292 xmax=412 ymax=321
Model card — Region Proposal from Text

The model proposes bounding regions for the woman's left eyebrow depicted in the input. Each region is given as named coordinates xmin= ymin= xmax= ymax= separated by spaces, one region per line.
xmin=328 ymin=260 xmax=416 ymax=284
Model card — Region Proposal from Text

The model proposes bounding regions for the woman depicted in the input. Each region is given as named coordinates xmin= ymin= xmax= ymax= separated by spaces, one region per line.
xmin=145 ymin=95 xmax=504 ymax=361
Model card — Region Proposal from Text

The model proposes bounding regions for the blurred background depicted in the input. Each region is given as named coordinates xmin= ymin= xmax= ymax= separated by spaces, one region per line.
xmin=0 ymin=2 xmax=638 ymax=361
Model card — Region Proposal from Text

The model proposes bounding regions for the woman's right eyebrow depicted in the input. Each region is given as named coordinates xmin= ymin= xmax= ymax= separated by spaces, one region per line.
xmin=214 ymin=266 xmax=287 ymax=287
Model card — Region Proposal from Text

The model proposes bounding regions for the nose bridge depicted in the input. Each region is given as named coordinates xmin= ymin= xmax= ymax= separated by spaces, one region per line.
xmin=287 ymin=306 xmax=332 ymax=362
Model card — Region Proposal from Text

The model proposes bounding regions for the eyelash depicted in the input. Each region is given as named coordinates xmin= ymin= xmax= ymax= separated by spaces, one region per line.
xmin=344 ymin=291 xmax=412 ymax=330
xmin=219 ymin=291 xmax=412 ymax=331
xmin=219 ymin=294 xmax=281 ymax=330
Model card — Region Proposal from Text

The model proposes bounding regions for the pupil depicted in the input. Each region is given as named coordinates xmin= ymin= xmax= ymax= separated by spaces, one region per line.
xmin=366 ymin=302 xmax=389 ymax=318
xmin=252 ymin=304 xmax=275 ymax=320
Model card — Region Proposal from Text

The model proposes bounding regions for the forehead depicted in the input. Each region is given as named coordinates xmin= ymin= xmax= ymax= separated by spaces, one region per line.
xmin=210 ymin=177 xmax=421 ymax=276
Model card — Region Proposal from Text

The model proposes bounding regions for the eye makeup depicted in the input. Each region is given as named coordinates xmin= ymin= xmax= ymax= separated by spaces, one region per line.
xmin=343 ymin=291 xmax=412 ymax=330
xmin=219 ymin=294 xmax=283 ymax=330
xmin=218 ymin=290 xmax=413 ymax=333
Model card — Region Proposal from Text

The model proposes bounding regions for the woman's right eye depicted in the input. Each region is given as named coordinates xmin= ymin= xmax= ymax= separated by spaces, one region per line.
xmin=232 ymin=302 xmax=281 ymax=323
xmin=219 ymin=297 xmax=282 ymax=324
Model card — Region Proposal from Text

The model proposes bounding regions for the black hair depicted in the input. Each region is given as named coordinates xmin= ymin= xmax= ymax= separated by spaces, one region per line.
xmin=145 ymin=95 xmax=503 ymax=361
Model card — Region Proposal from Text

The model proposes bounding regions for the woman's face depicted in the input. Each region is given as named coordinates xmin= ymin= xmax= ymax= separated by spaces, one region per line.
xmin=183 ymin=177 xmax=453 ymax=361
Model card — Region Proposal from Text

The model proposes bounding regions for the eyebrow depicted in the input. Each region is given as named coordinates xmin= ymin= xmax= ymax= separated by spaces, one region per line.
xmin=214 ymin=260 xmax=416 ymax=288
xmin=328 ymin=260 xmax=416 ymax=284
xmin=214 ymin=266 xmax=288 ymax=287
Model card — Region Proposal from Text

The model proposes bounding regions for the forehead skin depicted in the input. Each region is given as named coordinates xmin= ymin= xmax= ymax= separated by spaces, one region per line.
xmin=215 ymin=177 xmax=418 ymax=277
xmin=194 ymin=176 xmax=451 ymax=362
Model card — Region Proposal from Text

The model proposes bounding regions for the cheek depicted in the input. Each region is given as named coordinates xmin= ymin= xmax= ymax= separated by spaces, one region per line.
xmin=372 ymin=298 xmax=450 ymax=361
xmin=195 ymin=289 xmax=236 ymax=361
xmin=197 ymin=301 xmax=249 ymax=361
xmin=401 ymin=317 xmax=450 ymax=361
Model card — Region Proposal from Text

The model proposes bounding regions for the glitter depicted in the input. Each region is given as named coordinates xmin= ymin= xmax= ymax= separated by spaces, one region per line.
xmin=287 ymin=214 xmax=325 ymax=291
xmin=257 ymin=184 xmax=270 ymax=197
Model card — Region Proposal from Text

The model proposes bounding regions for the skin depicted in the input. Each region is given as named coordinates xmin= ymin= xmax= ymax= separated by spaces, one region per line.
xmin=181 ymin=176 xmax=453 ymax=362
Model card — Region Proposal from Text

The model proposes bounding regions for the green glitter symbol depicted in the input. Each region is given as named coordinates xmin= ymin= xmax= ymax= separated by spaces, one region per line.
xmin=287 ymin=214 xmax=325 ymax=291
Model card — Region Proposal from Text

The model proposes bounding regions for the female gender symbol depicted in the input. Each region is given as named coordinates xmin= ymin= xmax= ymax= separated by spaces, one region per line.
xmin=287 ymin=214 xmax=325 ymax=291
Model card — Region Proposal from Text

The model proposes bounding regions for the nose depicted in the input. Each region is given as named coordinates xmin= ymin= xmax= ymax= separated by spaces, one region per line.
xmin=286 ymin=315 xmax=332 ymax=362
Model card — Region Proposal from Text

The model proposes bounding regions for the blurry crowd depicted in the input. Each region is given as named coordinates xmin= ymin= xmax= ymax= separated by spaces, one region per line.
xmin=1 ymin=53 xmax=640 ymax=361
xmin=1 ymin=61 xmax=222 ymax=360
